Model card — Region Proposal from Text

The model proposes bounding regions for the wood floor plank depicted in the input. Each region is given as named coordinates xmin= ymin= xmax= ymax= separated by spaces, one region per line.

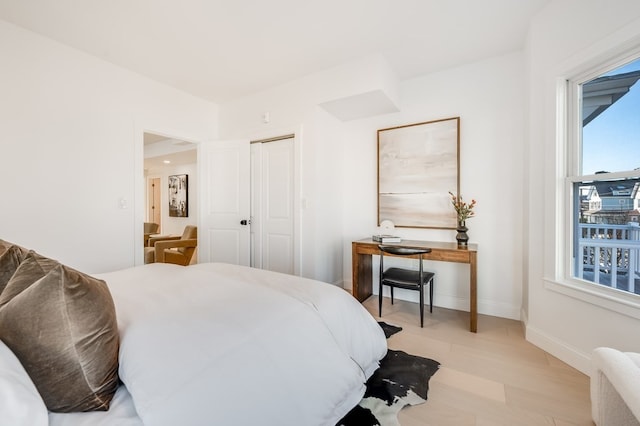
xmin=431 ymin=366 xmax=506 ymax=402
xmin=505 ymin=385 xmax=593 ymax=425
xmin=361 ymin=295 xmax=595 ymax=425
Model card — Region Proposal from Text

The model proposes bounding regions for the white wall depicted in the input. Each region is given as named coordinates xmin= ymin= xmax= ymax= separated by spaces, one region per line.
xmin=219 ymin=57 xmax=376 ymax=285
xmin=221 ymin=51 xmax=526 ymax=319
xmin=0 ymin=20 xmax=218 ymax=273
xmin=302 ymin=107 xmax=345 ymax=283
xmin=525 ymin=0 xmax=640 ymax=374
xmin=342 ymin=52 xmax=526 ymax=320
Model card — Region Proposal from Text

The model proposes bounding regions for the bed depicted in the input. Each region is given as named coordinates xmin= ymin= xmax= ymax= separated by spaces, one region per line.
xmin=0 ymin=242 xmax=387 ymax=426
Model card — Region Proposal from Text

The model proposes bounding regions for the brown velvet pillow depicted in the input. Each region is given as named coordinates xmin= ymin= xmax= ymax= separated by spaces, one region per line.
xmin=0 ymin=262 xmax=120 ymax=412
xmin=0 ymin=251 xmax=58 ymax=309
xmin=0 ymin=239 xmax=11 ymax=255
xmin=0 ymin=244 xmax=28 ymax=294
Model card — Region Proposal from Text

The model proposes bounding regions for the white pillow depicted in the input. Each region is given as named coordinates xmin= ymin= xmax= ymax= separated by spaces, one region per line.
xmin=0 ymin=340 xmax=48 ymax=426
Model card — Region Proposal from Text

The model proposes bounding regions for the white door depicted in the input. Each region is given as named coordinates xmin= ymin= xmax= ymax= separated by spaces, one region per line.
xmin=251 ymin=137 xmax=295 ymax=274
xmin=198 ymin=140 xmax=251 ymax=265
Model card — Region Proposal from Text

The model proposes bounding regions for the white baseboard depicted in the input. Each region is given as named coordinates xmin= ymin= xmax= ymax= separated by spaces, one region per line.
xmin=525 ymin=323 xmax=592 ymax=375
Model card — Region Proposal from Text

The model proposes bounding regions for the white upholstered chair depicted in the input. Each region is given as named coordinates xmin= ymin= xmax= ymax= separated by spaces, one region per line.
xmin=591 ymin=347 xmax=640 ymax=425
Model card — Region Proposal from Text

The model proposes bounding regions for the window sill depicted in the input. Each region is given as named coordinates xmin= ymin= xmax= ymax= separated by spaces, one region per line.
xmin=544 ymin=277 xmax=640 ymax=320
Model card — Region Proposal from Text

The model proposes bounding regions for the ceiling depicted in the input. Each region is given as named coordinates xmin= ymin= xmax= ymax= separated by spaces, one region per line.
xmin=143 ymin=133 xmax=171 ymax=146
xmin=144 ymin=148 xmax=197 ymax=172
xmin=0 ymin=0 xmax=551 ymax=103
xmin=143 ymin=134 xmax=197 ymax=171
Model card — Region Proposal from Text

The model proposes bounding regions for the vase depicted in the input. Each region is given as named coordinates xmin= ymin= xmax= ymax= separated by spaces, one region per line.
xmin=456 ymin=221 xmax=469 ymax=246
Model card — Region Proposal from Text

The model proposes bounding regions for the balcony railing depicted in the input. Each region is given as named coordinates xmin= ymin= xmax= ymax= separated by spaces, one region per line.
xmin=577 ymin=223 xmax=640 ymax=294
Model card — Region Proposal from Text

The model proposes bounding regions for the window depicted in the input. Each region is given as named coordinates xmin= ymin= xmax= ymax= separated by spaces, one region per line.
xmin=568 ymin=57 xmax=640 ymax=296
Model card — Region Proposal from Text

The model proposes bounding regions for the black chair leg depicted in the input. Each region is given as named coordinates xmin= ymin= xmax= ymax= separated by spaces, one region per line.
xmin=419 ymin=285 xmax=424 ymax=327
xmin=390 ymin=286 xmax=394 ymax=304
xmin=429 ymin=278 xmax=434 ymax=313
xmin=378 ymin=282 xmax=383 ymax=318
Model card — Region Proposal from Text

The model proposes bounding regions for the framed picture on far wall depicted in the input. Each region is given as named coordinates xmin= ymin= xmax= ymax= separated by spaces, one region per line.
xmin=378 ymin=116 xmax=460 ymax=229
xmin=168 ymin=174 xmax=188 ymax=217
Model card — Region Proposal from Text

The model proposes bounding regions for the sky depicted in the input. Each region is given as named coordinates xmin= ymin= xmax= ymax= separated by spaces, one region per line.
xmin=582 ymin=58 xmax=640 ymax=175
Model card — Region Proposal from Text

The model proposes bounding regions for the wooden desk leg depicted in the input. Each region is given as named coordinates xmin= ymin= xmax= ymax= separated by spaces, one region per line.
xmin=351 ymin=244 xmax=360 ymax=300
xmin=469 ymin=251 xmax=477 ymax=332
xmin=351 ymin=244 xmax=373 ymax=302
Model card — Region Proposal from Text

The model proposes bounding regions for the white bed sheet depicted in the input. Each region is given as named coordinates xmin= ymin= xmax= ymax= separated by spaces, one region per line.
xmin=49 ymin=385 xmax=142 ymax=426
xmin=49 ymin=263 xmax=386 ymax=426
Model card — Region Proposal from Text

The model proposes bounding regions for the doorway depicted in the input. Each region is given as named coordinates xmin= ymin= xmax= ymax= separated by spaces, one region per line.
xmin=143 ymin=132 xmax=198 ymax=239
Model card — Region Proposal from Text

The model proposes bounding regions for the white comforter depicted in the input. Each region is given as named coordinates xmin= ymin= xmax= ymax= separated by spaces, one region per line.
xmin=49 ymin=263 xmax=387 ymax=426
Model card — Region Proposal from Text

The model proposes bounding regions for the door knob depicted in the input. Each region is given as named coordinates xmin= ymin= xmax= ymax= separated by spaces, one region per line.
xmin=240 ymin=219 xmax=251 ymax=225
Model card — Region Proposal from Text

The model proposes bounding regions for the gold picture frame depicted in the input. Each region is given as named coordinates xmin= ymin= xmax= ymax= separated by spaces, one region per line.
xmin=378 ymin=117 xmax=460 ymax=229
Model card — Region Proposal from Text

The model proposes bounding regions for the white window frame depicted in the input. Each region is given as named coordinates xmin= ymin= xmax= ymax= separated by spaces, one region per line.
xmin=547 ymin=46 xmax=640 ymax=320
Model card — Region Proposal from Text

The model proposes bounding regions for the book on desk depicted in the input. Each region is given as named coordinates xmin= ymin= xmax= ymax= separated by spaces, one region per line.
xmin=372 ymin=234 xmax=401 ymax=243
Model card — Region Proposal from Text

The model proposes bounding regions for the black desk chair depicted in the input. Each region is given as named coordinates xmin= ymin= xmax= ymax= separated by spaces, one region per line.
xmin=378 ymin=245 xmax=435 ymax=327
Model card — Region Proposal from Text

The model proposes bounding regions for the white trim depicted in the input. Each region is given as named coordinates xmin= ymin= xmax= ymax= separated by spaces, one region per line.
xmin=545 ymin=278 xmax=640 ymax=321
xmin=569 ymin=170 xmax=640 ymax=183
xmin=555 ymin=76 xmax=570 ymax=283
xmin=525 ymin=323 xmax=591 ymax=375
xmin=552 ymin=38 xmax=640 ymax=318
xmin=552 ymin=16 xmax=640 ymax=80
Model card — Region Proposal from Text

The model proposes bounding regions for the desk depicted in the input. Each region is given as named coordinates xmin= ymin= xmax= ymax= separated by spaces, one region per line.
xmin=352 ymin=239 xmax=478 ymax=332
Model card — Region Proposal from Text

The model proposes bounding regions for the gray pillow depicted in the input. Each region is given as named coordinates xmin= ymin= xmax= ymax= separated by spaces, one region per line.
xmin=0 ymin=244 xmax=28 ymax=294
xmin=0 ymin=262 xmax=120 ymax=412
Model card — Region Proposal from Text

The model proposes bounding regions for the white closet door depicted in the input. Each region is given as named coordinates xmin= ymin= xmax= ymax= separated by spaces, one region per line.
xmin=252 ymin=137 xmax=295 ymax=274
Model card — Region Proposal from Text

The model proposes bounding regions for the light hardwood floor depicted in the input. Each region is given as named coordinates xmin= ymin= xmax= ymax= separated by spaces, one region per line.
xmin=361 ymin=296 xmax=594 ymax=426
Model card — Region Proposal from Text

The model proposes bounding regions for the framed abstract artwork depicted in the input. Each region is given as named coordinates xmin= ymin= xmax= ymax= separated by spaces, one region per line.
xmin=378 ymin=117 xmax=460 ymax=229
xmin=168 ymin=174 xmax=188 ymax=217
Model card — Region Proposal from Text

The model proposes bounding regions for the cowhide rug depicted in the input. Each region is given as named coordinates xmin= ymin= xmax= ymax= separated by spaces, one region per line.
xmin=336 ymin=322 xmax=440 ymax=426
xmin=378 ymin=321 xmax=403 ymax=339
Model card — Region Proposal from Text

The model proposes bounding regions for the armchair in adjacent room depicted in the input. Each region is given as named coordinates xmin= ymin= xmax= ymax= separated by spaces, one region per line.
xmin=143 ymin=222 xmax=160 ymax=247
xmin=144 ymin=225 xmax=197 ymax=266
